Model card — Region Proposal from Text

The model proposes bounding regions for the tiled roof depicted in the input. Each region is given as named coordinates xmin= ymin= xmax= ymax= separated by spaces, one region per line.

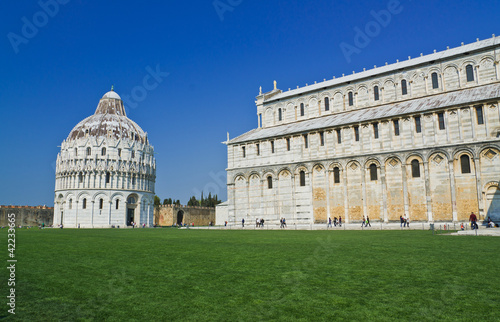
xmin=229 ymin=83 xmax=500 ymax=144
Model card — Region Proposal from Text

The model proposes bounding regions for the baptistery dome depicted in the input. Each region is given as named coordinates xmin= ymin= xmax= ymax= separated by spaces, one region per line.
xmin=54 ymin=88 xmax=156 ymax=228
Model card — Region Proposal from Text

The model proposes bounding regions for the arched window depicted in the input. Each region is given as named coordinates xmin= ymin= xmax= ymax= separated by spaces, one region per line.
xmin=106 ymin=172 xmax=110 ymax=184
xmin=466 ymin=64 xmax=474 ymax=82
xmin=86 ymin=147 xmax=91 ymax=156
xmin=431 ymin=72 xmax=439 ymax=89
xmin=99 ymin=198 xmax=103 ymax=209
xmin=267 ymin=176 xmax=273 ymax=189
xmin=69 ymin=199 xmax=72 ymax=209
xmin=115 ymin=199 xmax=119 ymax=210
xmin=348 ymin=91 xmax=354 ymax=106
xmin=333 ymin=167 xmax=340 ymax=183
xmin=127 ymin=196 xmax=136 ymax=204
xmin=373 ymin=122 xmax=379 ymax=139
xmin=299 ymin=170 xmax=306 ymax=186
xmin=411 ymin=160 xmax=420 ymax=178
xmin=278 ymin=108 xmax=282 ymax=121
xmin=132 ymin=175 xmax=136 ymax=186
xmin=101 ymin=147 xmax=106 ymax=156
xmin=401 ymin=79 xmax=408 ymax=95
xmin=300 ymin=103 xmax=305 ymax=116
xmin=370 ymin=164 xmax=378 ymax=181
xmin=374 ymin=86 xmax=379 ymax=101
xmin=82 ymin=198 xmax=87 ymax=209
xmin=460 ymin=155 xmax=471 ymax=174
xmin=324 ymin=97 xmax=330 ymax=111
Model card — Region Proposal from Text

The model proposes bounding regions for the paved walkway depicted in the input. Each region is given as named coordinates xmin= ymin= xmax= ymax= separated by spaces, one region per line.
xmin=189 ymin=222 xmax=497 ymax=232
xmin=451 ymin=228 xmax=500 ymax=236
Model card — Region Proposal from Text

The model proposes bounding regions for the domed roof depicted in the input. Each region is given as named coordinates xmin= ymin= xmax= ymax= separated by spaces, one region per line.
xmin=66 ymin=88 xmax=148 ymax=143
xmin=102 ymin=90 xmax=121 ymax=100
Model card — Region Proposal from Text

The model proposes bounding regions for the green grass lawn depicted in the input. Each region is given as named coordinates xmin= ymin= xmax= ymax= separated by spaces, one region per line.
xmin=1 ymin=228 xmax=498 ymax=321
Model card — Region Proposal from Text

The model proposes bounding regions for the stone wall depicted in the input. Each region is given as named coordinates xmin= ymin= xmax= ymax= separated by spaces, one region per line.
xmin=155 ymin=205 xmax=215 ymax=226
xmin=0 ymin=206 xmax=53 ymax=227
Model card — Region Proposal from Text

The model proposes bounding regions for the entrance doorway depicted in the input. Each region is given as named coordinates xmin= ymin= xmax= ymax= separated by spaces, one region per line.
xmin=177 ymin=210 xmax=184 ymax=225
xmin=486 ymin=186 xmax=500 ymax=221
xmin=127 ymin=208 xmax=135 ymax=226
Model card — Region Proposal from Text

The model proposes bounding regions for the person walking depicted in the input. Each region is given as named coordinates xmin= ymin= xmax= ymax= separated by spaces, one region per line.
xmin=366 ymin=216 xmax=371 ymax=227
xmin=328 ymin=217 xmax=332 ymax=228
xmin=242 ymin=218 xmax=245 ymax=228
xmin=339 ymin=216 xmax=342 ymax=227
xmin=469 ymin=212 xmax=478 ymax=230
xmin=400 ymin=215 xmax=404 ymax=227
xmin=361 ymin=217 xmax=365 ymax=228
xmin=334 ymin=217 xmax=338 ymax=227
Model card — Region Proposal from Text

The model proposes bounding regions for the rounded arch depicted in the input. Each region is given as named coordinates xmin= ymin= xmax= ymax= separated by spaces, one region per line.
xmin=76 ymin=191 xmax=91 ymax=200
xmin=460 ymin=59 xmax=478 ymax=69
xmin=383 ymin=78 xmax=396 ymax=86
xmin=479 ymin=146 xmax=500 ymax=157
xmin=383 ymin=155 xmax=402 ymax=165
xmin=364 ymin=158 xmax=381 ymax=169
xmin=320 ymin=91 xmax=332 ymax=100
xmin=405 ymin=152 xmax=425 ymax=164
xmin=110 ymin=191 xmax=125 ymax=200
xmin=425 ymin=149 xmax=451 ymax=161
xmin=346 ymin=160 xmax=361 ymax=169
xmin=261 ymin=168 xmax=276 ymax=177
xmin=479 ymin=55 xmax=495 ymax=64
xmin=277 ymin=167 xmax=292 ymax=177
xmin=312 ymin=163 xmax=326 ymax=172
xmin=328 ymin=161 xmax=344 ymax=171
xmin=293 ymin=164 xmax=309 ymax=174
xmin=332 ymin=89 xmax=344 ymax=97
xmin=453 ymin=148 xmax=475 ymax=160
xmin=443 ymin=62 xmax=460 ymax=71
xmin=232 ymin=173 xmax=247 ymax=183
xmin=427 ymin=67 xmax=442 ymax=75
xmin=344 ymin=86 xmax=355 ymax=93
xmin=248 ymin=171 xmax=261 ymax=180
xmin=483 ymin=181 xmax=500 ymax=193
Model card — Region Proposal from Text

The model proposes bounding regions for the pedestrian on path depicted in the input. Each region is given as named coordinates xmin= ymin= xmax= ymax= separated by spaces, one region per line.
xmin=469 ymin=212 xmax=478 ymax=230
xmin=328 ymin=217 xmax=332 ymax=228
xmin=366 ymin=216 xmax=371 ymax=227
xmin=242 ymin=218 xmax=245 ymax=227
xmin=339 ymin=216 xmax=342 ymax=227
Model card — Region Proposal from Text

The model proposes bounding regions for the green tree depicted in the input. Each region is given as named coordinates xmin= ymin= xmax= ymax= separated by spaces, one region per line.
xmin=187 ymin=196 xmax=199 ymax=207
xmin=154 ymin=195 xmax=161 ymax=206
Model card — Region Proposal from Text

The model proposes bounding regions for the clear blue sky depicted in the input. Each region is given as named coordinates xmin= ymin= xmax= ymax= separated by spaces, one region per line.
xmin=0 ymin=0 xmax=498 ymax=206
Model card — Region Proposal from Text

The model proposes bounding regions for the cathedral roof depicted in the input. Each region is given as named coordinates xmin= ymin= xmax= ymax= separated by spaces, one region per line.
xmin=66 ymin=89 xmax=147 ymax=143
xmin=263 ymin=35 xmax=500 ymax=103
xmin=229 ymin=82 xmax=500 ymax=144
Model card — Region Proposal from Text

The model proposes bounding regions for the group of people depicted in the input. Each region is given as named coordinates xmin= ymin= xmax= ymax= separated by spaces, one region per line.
xmin=399 ymin=215 xmax=410 ymax=227
xmin=279 ymin=217 xmax=287 ymax=228
xmin=327 ymin=216 xmax=342 ymax=227
xmin=255 ymin=218 xmax=265 ymax=228
xmin=361 ymin=216 xmax=371 ymax=227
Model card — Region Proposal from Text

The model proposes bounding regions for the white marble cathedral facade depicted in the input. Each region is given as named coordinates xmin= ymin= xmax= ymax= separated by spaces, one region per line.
xmin=54 ymin=89 xmax=156 ymax=228
xmin=225 ymin=35 xmax=500 ymax=225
